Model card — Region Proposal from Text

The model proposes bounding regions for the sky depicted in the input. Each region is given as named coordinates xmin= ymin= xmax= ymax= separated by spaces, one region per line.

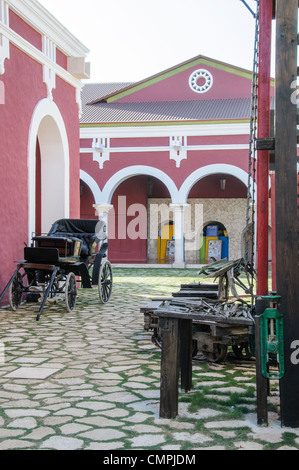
xmin=38 ymin=0 xmax=275 ymax=83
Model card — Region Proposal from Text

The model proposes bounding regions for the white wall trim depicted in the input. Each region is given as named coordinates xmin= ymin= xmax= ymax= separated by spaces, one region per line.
xmin=101 ymin=166 xmax=180 ymax=204
xmin=81 ymin=143 xmax=249 ymax=155
xmin=80 ymin=122 xmax=251 ymax=140
xmin=0 ymin=0 xmax=9 ymax=74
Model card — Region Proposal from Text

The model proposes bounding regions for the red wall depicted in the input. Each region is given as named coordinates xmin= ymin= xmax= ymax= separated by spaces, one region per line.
xmin=80 ymin=181 xmax=96 ymax=219
xmin=108 ymin=177 xmax=148 ymax=263
xmin=0 ymin=44 xmax=45 ymax=299
xmin=9 ymin=10 xmax=42 ymax=51
xmin=0 ymin=20 xmax=81 ymax=300
xmin=80 ymin=147 xmax=250 ymax=191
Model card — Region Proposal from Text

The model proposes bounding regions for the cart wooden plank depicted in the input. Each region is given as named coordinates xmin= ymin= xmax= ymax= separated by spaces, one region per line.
xmin=140 ymin=301 xmax=164 ymax=313
xmin=155 ymin=307 xmax=254 ymax=326
xmin=19 ymin=263 xmax=56 ymax=271
xmin=179 ymin=283 xmax=219 ymax=290
xmin=173 ymin=290 xmax=218 ymax=297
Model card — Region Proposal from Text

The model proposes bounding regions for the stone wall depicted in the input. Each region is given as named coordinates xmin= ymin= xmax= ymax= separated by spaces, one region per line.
xmin=147 ymin=198 xmax=251 ymax=263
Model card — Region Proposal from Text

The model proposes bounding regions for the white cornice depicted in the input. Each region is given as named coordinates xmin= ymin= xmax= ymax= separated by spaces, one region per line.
xmin=6 ymin=0 xmax=89 ymax=57
xmin=80 ymin=143 xmax=249 ymax=154
xmin=80 ymin=122 xmax=251 ymax=139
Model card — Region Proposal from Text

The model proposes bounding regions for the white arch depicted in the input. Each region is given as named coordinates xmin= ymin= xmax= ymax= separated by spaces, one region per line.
xmin=101 ymin=165 xmax=179 ymax=204
xmin=80 ymin=170 xmax=102 ymax=203
xmin=28 ymin=98 xmax=70 ymax=239
xmin=178 ymin=164 xmax=255 ymax=203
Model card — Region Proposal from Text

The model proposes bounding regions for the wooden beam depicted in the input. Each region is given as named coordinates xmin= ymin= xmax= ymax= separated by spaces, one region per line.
xmin=159 ymin=317 xmax=180 ymax=418
xmin=275 ymin=0 xmax=299 ymax=428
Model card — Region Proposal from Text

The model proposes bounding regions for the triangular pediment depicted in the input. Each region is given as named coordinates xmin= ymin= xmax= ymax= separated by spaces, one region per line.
xmin=89 ymin=55 xmax=260 ymax=105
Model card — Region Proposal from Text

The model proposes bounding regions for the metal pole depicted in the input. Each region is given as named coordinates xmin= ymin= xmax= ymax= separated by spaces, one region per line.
xmin=256 ymin=0 xmax=273 ymax=295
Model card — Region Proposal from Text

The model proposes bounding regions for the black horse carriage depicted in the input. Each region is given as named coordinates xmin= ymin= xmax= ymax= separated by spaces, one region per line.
xmin=0 ymin=219 xmax=113 ymax=321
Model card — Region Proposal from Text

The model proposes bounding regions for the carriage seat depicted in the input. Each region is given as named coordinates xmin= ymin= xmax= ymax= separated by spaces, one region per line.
xmin=47 ymin=219 xmax=105 ymax=259
xmin=49 ymin=232 xmax=98 ymax=258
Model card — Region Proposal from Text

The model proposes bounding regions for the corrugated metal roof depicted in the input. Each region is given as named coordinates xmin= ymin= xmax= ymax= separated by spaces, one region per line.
xmin=81 ymin=82 xmax=133 ymax=117
xmin=80 ymin=97 xmax=253 ymax=124
xmin=81 ymin=83 xmax=133 ymax=104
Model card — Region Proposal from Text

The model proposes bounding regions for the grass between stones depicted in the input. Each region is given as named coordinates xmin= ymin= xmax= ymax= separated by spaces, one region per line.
xmin=0 ymin=268 xmax=298 ymax=450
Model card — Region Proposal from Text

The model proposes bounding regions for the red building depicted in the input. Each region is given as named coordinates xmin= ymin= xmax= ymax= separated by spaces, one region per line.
xmin=80 ymin=55 xmax=274 ymax=266
xmin=0 ymin=0 xmax=90 ymax=298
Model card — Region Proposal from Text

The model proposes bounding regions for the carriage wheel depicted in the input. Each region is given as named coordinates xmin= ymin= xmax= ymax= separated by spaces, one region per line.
xmin=65 ymin=272 xmax=77 ymax=312
xmin=204 ymin=344 xmax=228 ymax=363
xmin=98 ymin=260 xmax=113 ymax=304
xmin=9 ymin=272 xmax=24 ymax=311
xmin=232 ymin=342 xmax=252 ymax=360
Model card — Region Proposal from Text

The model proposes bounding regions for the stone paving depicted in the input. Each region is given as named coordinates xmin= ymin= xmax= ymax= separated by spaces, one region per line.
xmin=0 ymin=268 xmax=299 ymax=451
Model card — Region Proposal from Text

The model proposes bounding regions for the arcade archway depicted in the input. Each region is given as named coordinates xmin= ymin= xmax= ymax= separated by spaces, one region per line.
xmin=28 ymin=99 xmax=69 ymax=239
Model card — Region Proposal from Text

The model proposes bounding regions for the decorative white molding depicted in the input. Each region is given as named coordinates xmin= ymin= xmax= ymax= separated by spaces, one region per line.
xmin=76 ymin=86 xmax=83 ymax=117
xmin=170 ymin=135 xmax=187 ymax=168
xmin=81 ymin=139 xmax=249 ymax=160
xmin=189 ymin=69 xmax=213 ymax=94
xmin=0 ymin=32 xmax=9 ymax=74
xmin=0 ymin=0 xmax=9 ymax=75
xmin=92 ymin=137 xmax=110 ymax=170
xmin=67 ymin=56 xmax=90 ymax=80
xmin=42 ymin=35 xmax=56 ymax=100
xmin=0 ymin=0 xmax=8 ymax=25
xmin=178 ymin=164 xmax=255 ymax=203
xmin=101 ymin=166 xmax=180 ymax=205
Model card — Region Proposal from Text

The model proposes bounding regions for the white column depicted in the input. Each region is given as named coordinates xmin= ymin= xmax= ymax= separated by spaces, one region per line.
xmin=170 ymin=204 xmax=189 ymax=268
xmin=93 ymin=203 xmax=114 ymax=239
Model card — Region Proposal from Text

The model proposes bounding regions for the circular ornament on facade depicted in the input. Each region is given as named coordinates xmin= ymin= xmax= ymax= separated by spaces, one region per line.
xmin=189 ymin=69 xmax=213 ymax=94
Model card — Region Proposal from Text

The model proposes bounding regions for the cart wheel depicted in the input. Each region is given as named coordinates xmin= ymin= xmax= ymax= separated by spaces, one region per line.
xmin=232 ymin=342 xmax=252 ymax=360
xmin=98 ymin=260 xmax=113 ymax=304
xmin=9 ymin=272 xmax=24 ymax=311
xmin=65 ymin=272 xmax=77 ymax=312
xmin=205 ymin=344 xmax=228 ymax=363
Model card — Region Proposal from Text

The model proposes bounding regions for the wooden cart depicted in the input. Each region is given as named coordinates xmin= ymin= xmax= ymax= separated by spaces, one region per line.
xmin=141 ymin=258 xmax=255 ymax=363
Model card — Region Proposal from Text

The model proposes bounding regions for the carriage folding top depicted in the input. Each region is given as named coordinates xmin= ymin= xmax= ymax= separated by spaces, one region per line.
xmin=0 ymin=218 xmax=113 ymax=321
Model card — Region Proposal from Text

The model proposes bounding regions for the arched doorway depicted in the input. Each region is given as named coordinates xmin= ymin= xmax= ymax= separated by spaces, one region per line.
xmin=99 ymin=167 xmax=177 ymax=263
xmin=200 ymin=221 xmax=229 ymax=264
xmin=28 ymin=99 xmax=70 ymax=239
xmin=104 ymin=174 xmax=173 ymax=263
xmin=182 ymin=168 xmax=249 ymax=263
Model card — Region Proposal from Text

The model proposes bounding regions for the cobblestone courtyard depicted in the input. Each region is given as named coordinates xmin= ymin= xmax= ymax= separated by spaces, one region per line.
xmin=0 ymin=268 xmax=299 ymax=451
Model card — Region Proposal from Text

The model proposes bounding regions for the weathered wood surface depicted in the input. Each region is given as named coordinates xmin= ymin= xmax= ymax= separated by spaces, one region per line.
xmin=275 ymin=0 xmax=299 ymax=428
xmin=155 ymin=308 xmax=254 ymax=326
xmin=173 ymin=290 xmax=218 ymax=298
xmin=159 ymin=317 xmax=180 ymax=419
